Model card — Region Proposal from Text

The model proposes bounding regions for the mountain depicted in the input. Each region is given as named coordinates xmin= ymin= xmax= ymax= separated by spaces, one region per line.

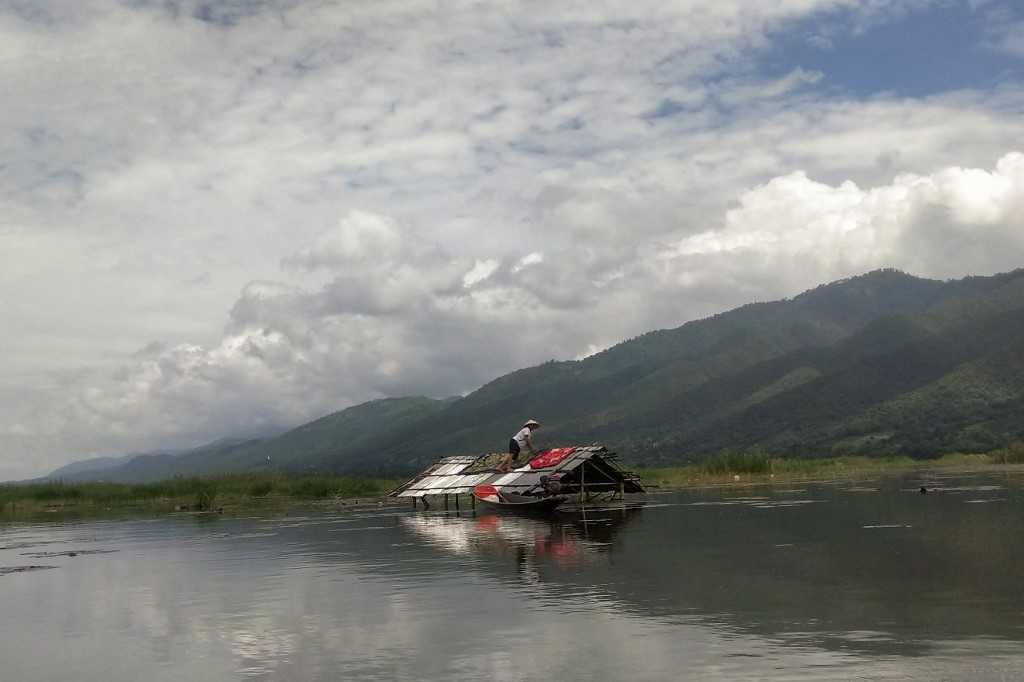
xmin=48 ymin=398 xmax=456 ymax=482
xmin=47 ymin=268 xmax=1024 ymax=481
xmin=45 ymin=452 xmax=161 ymax=479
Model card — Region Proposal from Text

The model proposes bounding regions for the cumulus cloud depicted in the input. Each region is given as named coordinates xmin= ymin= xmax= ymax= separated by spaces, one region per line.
xmin=282 ymin=212 xmax=406 ymax=272
xmin=2 ymin=0 xmax=1024 ymax=476
xmin=667 ymin=152 xmax=1024 ymax=289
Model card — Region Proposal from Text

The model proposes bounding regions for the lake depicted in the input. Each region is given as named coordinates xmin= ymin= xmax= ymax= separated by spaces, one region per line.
xmin=3 ymin=470 xmax=1024 ymax=681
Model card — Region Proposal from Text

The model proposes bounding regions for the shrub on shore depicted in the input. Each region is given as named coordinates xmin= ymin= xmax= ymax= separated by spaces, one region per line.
xmin=989 ymin=441 xmax=1024 ymax=464
xmin=699 ymin=449 xmax=772 ymax=475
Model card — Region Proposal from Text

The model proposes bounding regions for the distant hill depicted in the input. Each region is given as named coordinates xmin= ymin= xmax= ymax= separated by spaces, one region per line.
xmin=47 ymin=438 xmax=260 ymax=483
xmin=45 ymin=453 xmax=161 ymax=479
xmin=47 ymin=268 xmax=1024 ymax=482
xmin=48 ymin=397 xmax=456 ymax=482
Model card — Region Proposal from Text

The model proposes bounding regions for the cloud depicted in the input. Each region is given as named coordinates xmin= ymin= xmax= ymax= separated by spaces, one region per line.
xmin=2 ymin=0 xmax=1024 ymax=476
xmin=666 ymin=152 xmax=1024 ymax=290
xmin=462 ymin=260 xmax=500 ymax=289
xmin=513 ymin=252 xmax=544 ymax=273
xmin=282 ymin=211 xmax=406 ymax=272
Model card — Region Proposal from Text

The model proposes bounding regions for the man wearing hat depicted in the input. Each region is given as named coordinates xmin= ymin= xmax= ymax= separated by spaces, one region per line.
xmin=497 ymin=419 xmax=541 ymax=472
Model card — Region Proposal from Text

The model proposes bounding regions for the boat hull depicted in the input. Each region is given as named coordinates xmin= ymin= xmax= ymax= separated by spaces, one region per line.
xmin=473 ymin=484 xmax=567 ymax=512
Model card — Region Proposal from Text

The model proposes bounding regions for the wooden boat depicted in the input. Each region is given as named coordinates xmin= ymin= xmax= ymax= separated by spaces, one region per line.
xmin=472 ymin=484 xmax=568 ymax=512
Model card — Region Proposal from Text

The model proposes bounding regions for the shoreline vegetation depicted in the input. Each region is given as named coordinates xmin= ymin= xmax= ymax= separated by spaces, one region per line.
xmin=3 ymin=443 xmax=1023 ymax=519
xmin=0 ymin=473 xmax=399 ymax=519
xmin=640 ymin=442 xmax=1024 ymax=487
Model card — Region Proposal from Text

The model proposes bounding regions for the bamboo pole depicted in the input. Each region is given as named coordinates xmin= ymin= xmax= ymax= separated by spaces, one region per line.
xmin=579 ymin=462 xmax=585 ymax=504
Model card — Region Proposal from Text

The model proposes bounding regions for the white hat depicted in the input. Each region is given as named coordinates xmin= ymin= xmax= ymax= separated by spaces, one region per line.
xmin=524 ymin=419 xmax=541 ymax=427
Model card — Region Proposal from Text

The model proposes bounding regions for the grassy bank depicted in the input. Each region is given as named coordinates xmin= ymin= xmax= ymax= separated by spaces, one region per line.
xmin=6 ymin=443 xmax=1024 ymax=518
xmin=0 ymin=473 xmax=398 ymax=518
xmin=640 ymin=443 xmax=1024 ymax=488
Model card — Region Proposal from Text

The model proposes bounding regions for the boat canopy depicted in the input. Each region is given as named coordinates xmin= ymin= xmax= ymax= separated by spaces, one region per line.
xmin=389 ymin=445 xmax=645 ymax=499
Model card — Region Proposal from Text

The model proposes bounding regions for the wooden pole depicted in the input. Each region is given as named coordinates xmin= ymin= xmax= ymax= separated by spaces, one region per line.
xmin=455 ymin=494 xmax=460 ymax=511
xmin=444 ymin=494 xmax=449 ymax=510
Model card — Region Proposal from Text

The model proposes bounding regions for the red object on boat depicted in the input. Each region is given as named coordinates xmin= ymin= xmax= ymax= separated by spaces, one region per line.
xmin=473 ymin=484 xmax=501 ymax=503
xmin=528 ymin=447 xmax=576 ymax=469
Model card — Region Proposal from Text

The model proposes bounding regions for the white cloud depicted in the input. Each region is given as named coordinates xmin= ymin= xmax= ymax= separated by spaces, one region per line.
xmin=714 ymin=68 xmax=824 ymax=109
xmin=283 ymin=211 xmax=405 ymax=272
xmin=463 ymin=259 xmax=500 ymax=288
xmin=668 ymin=152 xmax=1024 ymax=288
xmin=513 ymin=252 xmax=545 ymax=273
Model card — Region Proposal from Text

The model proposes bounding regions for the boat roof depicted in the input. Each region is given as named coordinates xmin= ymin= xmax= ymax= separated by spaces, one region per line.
xmin=389 ymin=445 xmax=644 ymax=498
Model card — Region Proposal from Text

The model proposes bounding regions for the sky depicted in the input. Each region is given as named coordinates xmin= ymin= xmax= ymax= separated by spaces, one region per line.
xmin=2 ymin=0 xmax=1024 ymax=479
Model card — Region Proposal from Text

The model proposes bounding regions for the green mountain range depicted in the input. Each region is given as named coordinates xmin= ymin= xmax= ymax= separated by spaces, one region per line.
xmin=49 ymin=268 xmax=1024 ymax=482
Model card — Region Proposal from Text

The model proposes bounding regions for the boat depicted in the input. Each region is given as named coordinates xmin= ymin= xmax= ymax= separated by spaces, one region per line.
xmin=389 ymin=444 xmax=645 ymax=511
xmin=472 ymin=484 xmax=568 ymax=512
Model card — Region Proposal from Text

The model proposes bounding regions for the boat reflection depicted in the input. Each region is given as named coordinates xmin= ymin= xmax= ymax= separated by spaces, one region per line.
xmin=399 ymin=505 xmax=644 ymax=576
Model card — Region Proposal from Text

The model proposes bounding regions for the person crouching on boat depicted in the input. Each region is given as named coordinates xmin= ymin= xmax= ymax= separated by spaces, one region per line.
xmin=497 ymin=420 xmax=541 ymax=472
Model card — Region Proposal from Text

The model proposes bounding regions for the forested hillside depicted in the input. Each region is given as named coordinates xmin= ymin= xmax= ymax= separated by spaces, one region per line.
xmin=50 ymin=268 xmax=1024 ymax=481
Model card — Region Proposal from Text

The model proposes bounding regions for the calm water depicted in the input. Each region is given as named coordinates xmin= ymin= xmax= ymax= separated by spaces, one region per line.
xmin=4 ymin=471 xmax=1024 ymax=681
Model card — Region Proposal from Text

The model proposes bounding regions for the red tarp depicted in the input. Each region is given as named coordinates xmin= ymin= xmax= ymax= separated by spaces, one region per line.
xmin=528 ymin=447 xmax=576 ymax=470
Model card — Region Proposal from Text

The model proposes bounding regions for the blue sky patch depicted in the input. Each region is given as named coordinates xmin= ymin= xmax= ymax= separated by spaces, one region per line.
xmin=763 ymin=2 xmax=1024 ymax=97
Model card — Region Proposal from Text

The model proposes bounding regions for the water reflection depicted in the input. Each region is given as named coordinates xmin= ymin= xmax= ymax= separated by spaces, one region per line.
xmin=2 ymin=473 xmax=1024 ymax=681
xmin=399 ymin=506 xmax=644 ymax=590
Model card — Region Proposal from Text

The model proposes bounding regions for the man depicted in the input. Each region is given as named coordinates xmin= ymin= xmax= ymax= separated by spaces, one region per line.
xmin=497 ymin=419 xmax=541 ymax=473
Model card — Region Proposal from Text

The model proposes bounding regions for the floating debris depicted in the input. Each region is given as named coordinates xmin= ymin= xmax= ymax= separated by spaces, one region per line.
xmin=904 ymin=485 xmax=1002 ymax=494
xmin=0 ymin=565 xmax=58 ymax=576
xmin=750 ymin=500 xmax=821 ymax=508
xmin=862 ymin=524 xmax=912 ymax=529
xmin=21 ymin=549 xmax=119 ymax=559
xmin=0 ymin=541 xmax=61 ymax=551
